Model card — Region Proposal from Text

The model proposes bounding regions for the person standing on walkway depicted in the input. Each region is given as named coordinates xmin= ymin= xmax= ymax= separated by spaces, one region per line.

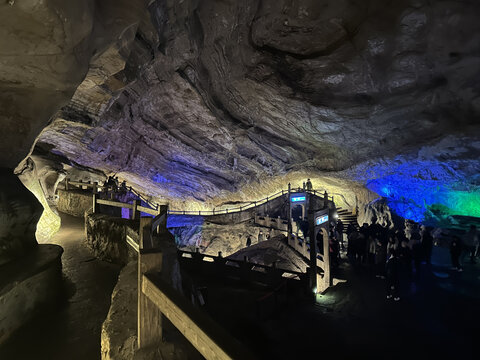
xmin=421 ymin=226 xmax=434 ymax=265
xmin=246 ymin=235 xmax=252 ymax=247
xmin=386 ymin=249 xmax=400 ymax=301
xmin=450 ymin=236 xmax=463 ymax=272
xmin=258 ymin=230 xmax=264 ymax=243
xmin=336 ymin=218 xmax=345 ymax=250
xmin=462 ymin=225 xmax=478 ymax=264
xmin=306 ymin=178 xmax=313 ymax=191
xmin=375 ymin=237 xmax=387 ymax=279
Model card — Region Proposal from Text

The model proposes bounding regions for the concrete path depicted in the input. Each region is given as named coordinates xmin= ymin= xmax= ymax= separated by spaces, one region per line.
xmin=0 ymin=212 xmax=121 ymax=360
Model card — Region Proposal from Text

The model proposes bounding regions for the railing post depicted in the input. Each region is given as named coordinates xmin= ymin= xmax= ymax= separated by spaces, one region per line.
xmin=132 ymin=200 xmax=140 ymax=220
xmin=92 ymin=193 xmax=97 ymax=214
xmin=138 ymin=217 xmax=163 ymax=349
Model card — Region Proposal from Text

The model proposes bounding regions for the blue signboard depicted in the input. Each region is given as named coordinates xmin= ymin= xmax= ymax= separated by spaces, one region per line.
xmin=291 ymin=195 xmax=306 ymax=202
xmin=315 ymin=214 xmax=329 ymax=225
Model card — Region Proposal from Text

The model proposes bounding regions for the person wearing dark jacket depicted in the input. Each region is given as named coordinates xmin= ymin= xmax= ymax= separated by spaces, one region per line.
xmin=411 ymin=232 xmax=422 ymax=279
xmin=246 ymin=235 xmax=252 ymax=247
xmin=386 ymin=250 xmax=400 ymax=301
xmin=421 ymin=226 xmax=434 ymax=265
xmin=450 ymin=236 xmax=463 ymax=272
xmin=375 ymin=238 xmax=387 ymax=279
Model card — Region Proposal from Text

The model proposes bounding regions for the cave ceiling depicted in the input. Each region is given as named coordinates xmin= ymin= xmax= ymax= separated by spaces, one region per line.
xmin=2 ymin=0 xmax=480 ymax=219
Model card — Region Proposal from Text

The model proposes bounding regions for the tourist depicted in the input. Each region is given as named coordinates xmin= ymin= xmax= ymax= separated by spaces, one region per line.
xmin=336 ymin=218 xmax=345 ymax=250
xmin=387 ymin=235 xmax=398 ymax=257
xmin=347 ymin=228 xmax=358 ymax=263
xmin=356 ymin=232 xmax=367 ymax=264
xmin=375 ymin=237 xmax=387 ymax=279
xmin=258 ymin=230 xmax=264 ymax=243
xmin=305 ymin=178 xmax=313 ymax=191
xmin=329 ymin=236 xmax=340 ymax=268
xmin=367 ymin=234 xmax=377 ymax=266
xmin=421 ymin=226 xmax=434 ymax=265
xmin=462 ymin=225 xmax=478 ymax=264
xmin=450 ymin=236 xmax=463 ymax=272
xmin=386 ymin=249 xmax=401 ymax=301
xmin=398 ymin=239 xmax=413 ymax=286
xmin=246 ymin=235 xmax=252 ymax=247
xmin=411 ymin=231 xmax=422 ymax=279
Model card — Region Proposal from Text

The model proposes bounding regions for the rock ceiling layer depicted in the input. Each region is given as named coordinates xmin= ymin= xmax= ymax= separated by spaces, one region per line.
xmin=6 ymin=1 xmax=480 ymax=215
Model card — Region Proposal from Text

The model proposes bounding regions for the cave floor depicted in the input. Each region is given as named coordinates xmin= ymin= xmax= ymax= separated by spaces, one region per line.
xmin=184 ymin=245 xmax=479 ymax=360
xmin=0 ymin=212 xmax=121 ymax=360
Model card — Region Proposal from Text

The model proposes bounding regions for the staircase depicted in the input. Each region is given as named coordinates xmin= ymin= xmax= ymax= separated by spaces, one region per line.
xmin=336 ymin=207 xmax=359 ymax=232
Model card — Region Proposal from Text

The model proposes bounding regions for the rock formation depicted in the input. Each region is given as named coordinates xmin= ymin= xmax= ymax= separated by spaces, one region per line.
xmin=22 ymin=0 xmax=478 ymax=225
xmin=1 ymin=0 xmax=479 ymax=236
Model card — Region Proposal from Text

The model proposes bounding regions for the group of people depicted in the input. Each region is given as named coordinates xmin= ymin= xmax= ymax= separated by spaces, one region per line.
xmin=327 ymin=219 xmax=479 ymax=301
xmin=103 ymin=175 xmax=127 ymax=196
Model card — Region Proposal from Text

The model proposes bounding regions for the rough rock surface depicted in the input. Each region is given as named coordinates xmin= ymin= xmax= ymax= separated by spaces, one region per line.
xmin=172 ymin=222 xmax=279 ymax=257
xmin=1 ymin=0 xmax=479 ymax=228
xmin=0 ymin=244 xmax=63 ymax=345
xmin=101 ymin=261 xmax=137 ymax=360
xmin=57 ymin=189 xmax=94 ymax=218
xmin=85 ymin=213 xmax=138 ymax=265
xmin=0 ymin=0 xmax=155 ymax=169
xmin=29 ymin=0 xmax=479 ymax=211
xmin=0 ymin=169 xmax=43 ymax=265
xmin=228 ymin=237 xmax=309 ymax=273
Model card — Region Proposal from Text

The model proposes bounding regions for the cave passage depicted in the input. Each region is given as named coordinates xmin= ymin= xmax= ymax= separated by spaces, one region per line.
xmin=0 ymin=213 xmax=121 ymax=360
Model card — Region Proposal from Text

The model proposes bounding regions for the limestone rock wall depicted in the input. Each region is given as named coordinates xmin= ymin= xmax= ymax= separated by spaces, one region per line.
xmin=85 ymin=214 xmax=138 ymax=265
xmin=57 ymin=189 xmax=93 ymax=218
xmin=101 ymin=261 xmax=138 ymax=360
xmin=31 ymin=0 xmax=480 ymax=210
xmin=0 ymin=244 xmax=63 ymax=345
xmin=0 ymin=169 xmax=42 ymax=265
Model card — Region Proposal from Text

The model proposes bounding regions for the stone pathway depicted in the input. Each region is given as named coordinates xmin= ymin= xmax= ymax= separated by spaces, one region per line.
xmin=0 ymin=212 xmax=121 ymax=360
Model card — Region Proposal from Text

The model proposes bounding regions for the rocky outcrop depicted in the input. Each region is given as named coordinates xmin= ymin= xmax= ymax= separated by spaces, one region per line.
xmin=0 ymin=0 xmax=155 ymax=169
xmin=0 ymin=244 xmax=63 ymax=345
xmin=228 ymin=237 xmax=309 ymax=273
xmin=31 ymin=0 xmax=480 ymax=214
xmin=0 ymin=169 xmax=42 ymax=265
xmin=85 ymin=213 xmax=138 ymax=265
xmin=101 ymin=261 xmax=137 ymax=360
xmin=172 ymin=222 xmax=275 ymax=257
xmin=57 ymin=189 xmax=94 ymax=218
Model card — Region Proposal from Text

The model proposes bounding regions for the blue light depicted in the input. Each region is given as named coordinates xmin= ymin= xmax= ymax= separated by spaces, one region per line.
xmin=316 ymin=215 xmax=329 ymax=225
xmin=291 ymin=196 xmax=306 ymax=202
xmin=356 ymin=158 xmax=480 ymax=224
xmin=152 ymin=173 xmax=171 ymax=184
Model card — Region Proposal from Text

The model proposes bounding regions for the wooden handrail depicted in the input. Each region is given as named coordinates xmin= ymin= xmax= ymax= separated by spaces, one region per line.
xmin=83 ymin=180 xmax=337 ymax=218
xmin=142 ymin=273 xmax=255 ymax=360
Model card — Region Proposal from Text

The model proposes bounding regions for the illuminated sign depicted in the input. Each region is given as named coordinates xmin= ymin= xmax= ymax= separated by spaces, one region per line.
xmin=291 ymin=195 xmax=306 ymax=202
xmin=315 ymin=214 xmax=329 ymax=225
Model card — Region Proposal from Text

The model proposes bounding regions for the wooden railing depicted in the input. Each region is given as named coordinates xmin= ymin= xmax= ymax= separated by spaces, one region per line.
xmin=66 ymin=177 xmax=334 ymax=218
xmin=135 ymin=216 xmax=255 ymax=359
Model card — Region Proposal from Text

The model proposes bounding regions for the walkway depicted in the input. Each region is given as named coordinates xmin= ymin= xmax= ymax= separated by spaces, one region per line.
xmin=0 ymin=212 xmax=121 ymax=360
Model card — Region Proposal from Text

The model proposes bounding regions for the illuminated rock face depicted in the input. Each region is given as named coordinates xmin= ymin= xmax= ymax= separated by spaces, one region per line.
xmin=18 ymin=0 xmax=480 ymax=222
